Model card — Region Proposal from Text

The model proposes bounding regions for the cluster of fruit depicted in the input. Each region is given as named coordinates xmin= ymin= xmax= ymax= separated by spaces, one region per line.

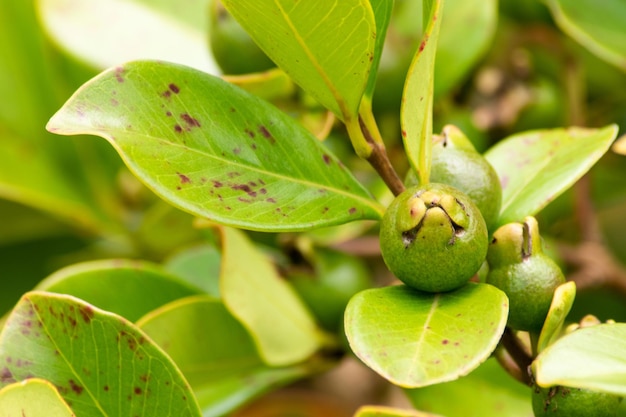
xmin=379 ymin=126 xmax=622 ymax=416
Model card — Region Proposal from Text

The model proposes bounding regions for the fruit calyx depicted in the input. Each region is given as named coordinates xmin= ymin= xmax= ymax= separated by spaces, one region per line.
xmin=397 ymin=188 xmax=470 ymax=248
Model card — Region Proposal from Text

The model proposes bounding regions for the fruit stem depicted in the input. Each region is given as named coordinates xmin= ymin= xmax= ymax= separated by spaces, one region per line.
xmin=499 ymin=327 xmax=533 ymax=385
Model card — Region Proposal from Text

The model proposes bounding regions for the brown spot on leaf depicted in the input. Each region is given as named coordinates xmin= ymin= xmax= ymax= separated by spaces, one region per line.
xmin=69 ymin=380 xmax=83 ymax=395
xmin=169 ymin=83 xmax=180 ymax=94
xmin=245 ymin=128 xmax=255 ymax=138
xmin=174 ymin=124 xmax=183 ymax=133
xmin=349 ymin=207 xmax=357 ymax=215
xmin=266 ymin=198 xmax=276 ymax=203
xmin=181 ymin=113 xmax=200 ymax=128
xmin=134 ymin=387 xmax=142 ymax=395
xmin=177 ymin=173 xmax=191 ymax=184
xmin=115 ymin=67 xmax=125 ymax=83
xmin=1 ymin=367 xmax=14 ymax=383
xmin=258 ymin=125 xmax=275 ymax=144
xmin=323 ymin=154 xmax=331 ymax=165
xmin=79 ymin=305 xmax=94 ymax=323
xmin=104 ymin=385 xmax=109 ymax=392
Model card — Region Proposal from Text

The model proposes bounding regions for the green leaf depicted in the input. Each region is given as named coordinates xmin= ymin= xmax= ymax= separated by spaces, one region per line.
xmin=137 ymin=295 xmax=309 ymax=416
xmin=0 ymin=292 xmax=202 ymax=417
xmin=345 ymin=284 xmax=508 ymax=388
xmin=400 ymin=0 xmax=443 ymax=184
xmin=537 ymin=281 xmax=576 ymax=354
xmin=164 ymin=244 xmax=222 ymax=297
xmin=434 ymin=0 xmax=497 ymax=98
xmin=485 ymin=125 xmax=618 ymax=227
xmin=36 ymin=0 xmax=217 ymax=72
xmin=221 ymin=0 xmax=376 ymax=123
xmin=363 ymin=0 xmax=395 ymax=102
xmin=47 ymin=60 xmax=383 ymax=232
xmin=533 ymin=323 xmax=626 ymax=396
xmin=35 ymin=259 xmax=202 ymax=322
xmin=406 ymin=358 xmax=532 ymax=417
xmin=355 ymin=405 xmax=443 ymax=417
xmin=0 ymin=378 xmax=75 ymax=417
xmin=218 ymin=226 xmax=326 ymax=366
xmin=547 ymin=0 xmax=626 ymax=71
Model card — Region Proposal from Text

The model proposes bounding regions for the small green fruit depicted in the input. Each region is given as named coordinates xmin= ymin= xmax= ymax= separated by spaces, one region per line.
xmin=532 ymin=385 xmax=623 ymax=417
xmin=486 ymin=217 xmax=565 ymax=332
xmin=406 ymin=125 xmax=502 ymax=229
xmin=380 ymin=183 xmax=488 ymax=293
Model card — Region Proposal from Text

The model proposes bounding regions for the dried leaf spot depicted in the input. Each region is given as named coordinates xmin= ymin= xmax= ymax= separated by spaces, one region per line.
xmin=349 ymin=207 xmax=357 ymax=215
xmin=169 ymin=83 xmax=180 ymax=94
xmin=177 ymin=172 xmax=191 ymax=184
xmin=233 ymin=147 xmax=241 ymax=155
xmin=267 ymin=198 xmax=277 ymax=203
xmin=245 ymin=128 xmax=255 ymax=138
xmin=174 ymin=124 xmax=183 ymax=133
xmin=212 ymin=180 xmax=224 ymax=188
xmin=181 ymin=113 xmax=200 ymax=128
xmin=134 ymin=387 xmax=142 ymax=395
xmin=79 ymin=305 xmax=94 ymax=323
xmin=323 ymin=154 xmax=331 ymax=165
xmin=103 ymin=385 xmax=110 ymax=392
xmin=442 ymin=339 xmax=449 ymax=345
xmin=114 ymin=67 xmax=125 ymax=83
xmin=69 ymin=379 xmax=84 ymax=395
xmin=231 ymin=184 xmax=256 ymax=197
xmin=1 ymin=367 xmax=15 ymax=383
xmin=258 ymin=125 xmax=276 ymax=144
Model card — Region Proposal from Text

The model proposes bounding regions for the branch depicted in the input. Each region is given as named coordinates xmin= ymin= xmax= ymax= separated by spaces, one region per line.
xmin=499 ymin=327 xmax=533 ymax=385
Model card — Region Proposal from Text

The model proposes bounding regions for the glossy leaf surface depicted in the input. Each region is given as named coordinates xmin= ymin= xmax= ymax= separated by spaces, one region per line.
xmin=36 ymin=259 xmax=201 ymax=322
xmin=406 ymin=358 xmax=532 ymax=417
xmin=485 ymin=125 xmax=618 ymax=226
xmin=218 ymin=226 xmax=325 ymax=366
xmin=37 ymin=0 xmax=217 ymax=72
xmin=400 ymin=0 xmax=443 ymax=184
xmin=221 ymin=0 xmax=375 ymax=122
xmin=533 ymin=323 xmax=626 ymax=396
xmin=0 ymin=292 xmax=202 ymax=417
xmin=0 ymin=379 xmax=75 ymax=417
xmin=537 ymin=281 xmax=576 ymax=353
xmin=48 ymin=60 xmax=383 ymax=232
xmin=345 ymin=284 xmax=508 ymax=388
xmin=547 ymin=0 xmax=626 ymax=71
xmin=137 ymin=295 xmax=308 ymax=415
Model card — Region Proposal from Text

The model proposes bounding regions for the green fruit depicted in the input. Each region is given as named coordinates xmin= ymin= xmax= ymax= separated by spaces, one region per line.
xmin=406 ymin=125 xmax=502 ymax=230
xmin=486 ymin=217 xmax=565 ymax=332
xmin=532 ymin=385 xmax=623 ymax=417
xmin=380 ymin=183 xmax=488 ymax=293
xmin=209 ymin=0 xmax=275 ymax=75
xmin=289 ymin=248 xmax=370 ymax=331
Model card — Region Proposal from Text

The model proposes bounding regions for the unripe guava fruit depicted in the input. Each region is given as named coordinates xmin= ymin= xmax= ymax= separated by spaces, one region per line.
xmin=406 ymin=125 xmax=502 ymax=230
xmin=532 ymin=385 xmax=623 ymax=417
xmin=380 ymin=183 xmax=488 ymax=293
xmin=486 ymin=217 xmax=565 ymax=332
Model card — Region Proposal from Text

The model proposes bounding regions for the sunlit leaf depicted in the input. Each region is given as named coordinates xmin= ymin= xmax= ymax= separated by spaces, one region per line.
xmin=533 ymin=323 xmax=626 ymax=396
xmin=137 ymin=295 xmax=310 ymax=415
xmin=0 ymin=379 xmax=75 ymax=417
xmin=485 ymin=125 xmax=618 ymax=227
xmin=0 ymin=292 xmax=202 ymax=416
xmin=218 ymin=226 xmax=326 ymax=366
xmin=537 ymin=281 xmax=576 ymax=354
xmin=37 ymin=0 xmax=217 ymax=72
xmin=221 ymin=0 xmax=376 ymax=122
xmin=363 ymin=0 xmax=395 ymax=102
xmin=35 ymin=259 xmax=201 ymax=322
xmin=400 ymin=0 xmax=443 ymax=184
xmin=406 ymin=358 xmax=532 ymax=417
xmin=547 ymin=0 xmax=626 ymax=71
xmin=47 ymin=60 xmax=383 ymax=232
xmin=345 ymin=284 xmax=508 ymax=388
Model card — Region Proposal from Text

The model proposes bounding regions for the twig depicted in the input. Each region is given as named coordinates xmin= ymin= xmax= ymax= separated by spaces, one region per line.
xmin=358 ymin=116 xmax=406 ymax=197
xmin=499 ymin=327 xmax=533 ymax=385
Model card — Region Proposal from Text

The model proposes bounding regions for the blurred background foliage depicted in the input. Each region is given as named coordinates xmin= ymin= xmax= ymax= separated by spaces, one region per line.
xmin=1 ymin=0 xmax=626 ymax=329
